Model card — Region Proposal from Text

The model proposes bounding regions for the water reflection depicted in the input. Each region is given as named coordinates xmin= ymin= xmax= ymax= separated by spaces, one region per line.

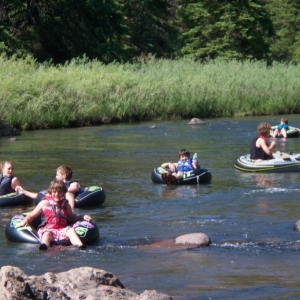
xmin=236 ymin=172 xmax=285 ymax=188
xmin=272 ymin=136 xmax=287 ymax=150
xmin=253 ymin=174 xmax=277 ymax=188
xmin=160 ymin=185 xmax=199 ymax=199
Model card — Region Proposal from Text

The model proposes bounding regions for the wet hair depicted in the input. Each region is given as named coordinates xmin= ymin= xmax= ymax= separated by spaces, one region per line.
xmin=47 ymin=179 xmax=67 ymax=194
xmin=178 ymin=148 xmax=190 ymax=158
xmin=56 ymin=165 xmax=73 ymax=180
xmin=0 ymin=161 xmax=13 ymax=171
xmin=280 ymin=117 xmax=288 ymax=124
xmin=257 ymin=122 xmax=272 ymax=136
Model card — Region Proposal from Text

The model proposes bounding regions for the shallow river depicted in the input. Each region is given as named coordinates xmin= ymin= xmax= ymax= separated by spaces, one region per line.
xmin=1 ymin=116 xmax=300 ymax=299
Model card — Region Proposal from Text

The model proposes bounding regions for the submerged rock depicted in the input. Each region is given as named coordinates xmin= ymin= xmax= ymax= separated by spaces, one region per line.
xmin=188 ymin=118 xmax=206 ymax=125
xmin=0 ymin=266 xmax=172 ymax=300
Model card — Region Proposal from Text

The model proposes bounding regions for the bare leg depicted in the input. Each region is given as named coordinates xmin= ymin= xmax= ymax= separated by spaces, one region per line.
xmin=281 ymin=129 xmax=287 ymax=138
xmin=39 ymin=231 xmax=53 ymax=250
xmin=175 ymin=171 xmax=184 ymax=179
xmin=273 ymin=128 xmax=279 ymax=138
xmin=66 ymin=228 xmax=84 ymax=246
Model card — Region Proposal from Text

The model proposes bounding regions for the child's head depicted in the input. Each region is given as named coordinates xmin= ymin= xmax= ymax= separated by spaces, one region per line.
xmin=1 ymin=161 xmax=13 ymax=177
xmin=178 ymin=148 xmax=190 ymax=159
xmin=47 ymin=179 xmax=67 ymax=195
xmin=56 ymin=165 xmax=73 ymax=181
xmin=257 ymin=122 xmax=271 ymax=136
xmin=280 ymin=117 xmax=288 ymax=124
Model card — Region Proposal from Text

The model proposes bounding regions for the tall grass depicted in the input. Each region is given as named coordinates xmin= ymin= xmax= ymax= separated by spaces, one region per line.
xmin=1 ymin=55 xmax=300 ymax=129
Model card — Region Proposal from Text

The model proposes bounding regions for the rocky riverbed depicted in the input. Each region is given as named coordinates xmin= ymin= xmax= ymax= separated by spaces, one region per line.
xmin=0 ymin=266 xmax=172 ymax=300
xmin=0 ymin=233 xmax=212 ymax=299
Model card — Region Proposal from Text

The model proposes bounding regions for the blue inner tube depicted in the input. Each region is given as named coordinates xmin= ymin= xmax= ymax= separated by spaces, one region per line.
xmin=35 ymin=186 xmax=106 ymax=207
xmin=5 ymin=213 xmax=99 ymax=245
xmin=0 ymin=192 xmax=32 ymax=207
xmin=151 ymin=167 xmax=212 ymax=185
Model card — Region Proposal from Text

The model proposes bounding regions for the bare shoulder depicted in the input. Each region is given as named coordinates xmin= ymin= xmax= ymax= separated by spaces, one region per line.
xmin=11 ymin=176 xmax=21 ymax=183
xmin=257 ymin=137 xmax=266 ymax=145
xmin=38 ymin=199 xmax=48 ymax=207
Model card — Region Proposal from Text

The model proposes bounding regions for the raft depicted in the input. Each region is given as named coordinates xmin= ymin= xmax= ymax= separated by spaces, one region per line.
xmin=0 ymin=192 xmax=32 ymax=207
xmin=270 ymin=126 xmax=299 ymax=138
xmin=234 ymin=152 xmax=300 ymax=173
xmin=5 ymin=213 xmax=99 ymax=245
xmin=35 ymin=186 xmax=106 ymax=208
xmin=151 ymin=167 xmax=212 ymax=185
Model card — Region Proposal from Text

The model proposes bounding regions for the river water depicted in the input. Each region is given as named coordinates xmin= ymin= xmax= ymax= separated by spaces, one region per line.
xmin=1 ymin=116 xmax=300 ymax=299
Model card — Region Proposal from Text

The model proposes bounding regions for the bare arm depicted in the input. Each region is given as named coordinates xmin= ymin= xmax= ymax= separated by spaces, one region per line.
xmin=257 ymin=138 xmax=276 ymax=157
xmin=15 ymin=186 xmax=38 ymax=199
xmin=192 ymin=161 xmax=200 ymax=169
xmin=11 ymin=177 xmax=22 ymax=190
xmin=269 ymin=141 xmax=276 ymax=151
xmin=20 ymin=201 xmax=45 ymax=226
xmin=66 ymin=203 xmax=92 ymax=223
xmin=67 ymin=182 xmax=80 ymax=194
xmin=161 ymin=162 xmax=177 ymax=173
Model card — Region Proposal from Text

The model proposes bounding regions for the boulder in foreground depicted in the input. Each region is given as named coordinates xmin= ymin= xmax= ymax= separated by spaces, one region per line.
xmin=0 ymin=266 xmax=172 ymax=300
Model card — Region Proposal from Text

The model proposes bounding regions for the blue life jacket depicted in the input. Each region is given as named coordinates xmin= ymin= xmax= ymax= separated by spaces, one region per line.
xmin=277 ymin=124 xmax=289 ymax=130
xmin=176 ymin=159 xmax=193 ymax=173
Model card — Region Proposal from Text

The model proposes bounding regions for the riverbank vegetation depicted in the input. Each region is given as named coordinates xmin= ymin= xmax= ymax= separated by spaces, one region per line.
xmin=1 ymin=56 xmax=300 ymax=130
xmin=1 ymin=0 xmax=300 ymax=64
xmin=1 ymin=1 xmax=300 ymax=129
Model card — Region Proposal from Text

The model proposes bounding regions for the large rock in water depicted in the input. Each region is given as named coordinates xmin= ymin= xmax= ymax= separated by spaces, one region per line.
xmin=175 ymin=232 xmax=211 ymax=246
xmin=188 ymin=118 xmax=206 ymax=125
xmin=0 ymin=266 xmax=172 ymax=300
xmin=0 ymin=124 xmax=21 ymax=136
xmin=294 ymin=220 xmax=300 ymax=230
xmin=145 ymin=232 xmax=211 ymax=249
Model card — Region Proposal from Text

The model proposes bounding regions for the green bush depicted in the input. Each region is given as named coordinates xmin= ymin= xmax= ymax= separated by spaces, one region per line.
xmin=1 ymin=56 xmax=300 ymax=130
